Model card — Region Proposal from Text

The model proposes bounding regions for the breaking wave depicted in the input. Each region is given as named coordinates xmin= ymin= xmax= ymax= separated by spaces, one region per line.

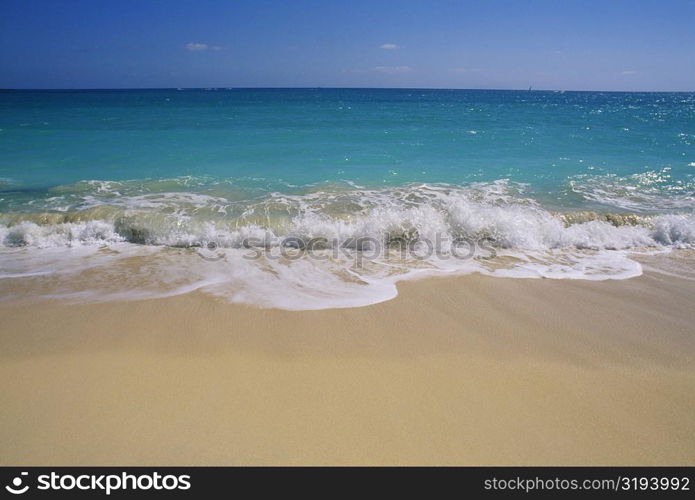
xmin=1 ymin=180 xmax=694 ymax=309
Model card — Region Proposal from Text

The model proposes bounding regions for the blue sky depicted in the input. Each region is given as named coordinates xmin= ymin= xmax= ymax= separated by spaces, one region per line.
xmin=1 ymin=0 xmax=693 ymax=90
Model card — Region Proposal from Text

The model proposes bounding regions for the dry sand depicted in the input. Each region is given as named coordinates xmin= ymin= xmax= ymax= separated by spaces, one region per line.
xmin=0 ymin=271 xmax=694 ymax=465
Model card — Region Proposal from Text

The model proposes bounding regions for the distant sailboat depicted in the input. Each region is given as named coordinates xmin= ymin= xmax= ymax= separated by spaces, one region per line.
xmin=528 ymin=85 xmax=533 ymax=92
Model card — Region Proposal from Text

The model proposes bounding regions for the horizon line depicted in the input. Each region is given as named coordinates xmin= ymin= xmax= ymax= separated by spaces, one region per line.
xmin=1 ymin=86 xmax=693 ymax=93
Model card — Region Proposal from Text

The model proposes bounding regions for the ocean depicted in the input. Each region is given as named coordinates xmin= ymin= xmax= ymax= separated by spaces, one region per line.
xmin=1 ymin=88 xmax=694 ymax=308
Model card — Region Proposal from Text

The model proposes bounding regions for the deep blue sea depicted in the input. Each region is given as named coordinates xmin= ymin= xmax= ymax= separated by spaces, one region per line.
xmin=1 ymin=89 xmax=694 ymax=308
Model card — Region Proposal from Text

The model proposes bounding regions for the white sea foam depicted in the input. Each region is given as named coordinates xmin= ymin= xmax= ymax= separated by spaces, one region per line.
xmin=1 ymin=181 xmax=694 ymax=309
xmin=567 ymin=169 xmax=695 ymax=213
xmin=0 ymin=220 xmax=124 ymax=248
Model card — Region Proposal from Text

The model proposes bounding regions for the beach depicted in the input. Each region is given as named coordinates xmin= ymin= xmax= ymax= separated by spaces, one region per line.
xmin=1 ymin=88 xmax=694 ymax=466
xmin=1 ymin=268 xmax=693 ymax=466
xmin=1 ymin=0 xmax=694 ymax=474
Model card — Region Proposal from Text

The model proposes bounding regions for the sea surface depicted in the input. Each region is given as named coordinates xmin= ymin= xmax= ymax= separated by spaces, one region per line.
xmin=1 ymin=89 xmax=694 ymax=308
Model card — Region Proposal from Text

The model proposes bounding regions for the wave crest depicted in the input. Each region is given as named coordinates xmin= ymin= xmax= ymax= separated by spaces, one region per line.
xmin=1 ymin=182 xmax=693 ymax=250
xmin=1 ymin=181 xmax=694 ymax=309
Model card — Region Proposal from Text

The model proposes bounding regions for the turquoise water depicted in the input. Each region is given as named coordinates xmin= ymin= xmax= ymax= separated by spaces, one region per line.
xmin=1 ymin=89 xmax=693 ymax=211
xmin=1 ymin=89 xmax=694 ymax=309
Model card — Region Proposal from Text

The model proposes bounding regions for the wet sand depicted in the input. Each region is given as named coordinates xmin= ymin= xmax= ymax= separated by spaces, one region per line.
xmin=0 ymin=271 xmax=694 ymax=465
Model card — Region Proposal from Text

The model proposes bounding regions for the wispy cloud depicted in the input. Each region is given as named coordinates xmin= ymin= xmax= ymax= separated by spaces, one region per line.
xmin=185 ymin=42 xmax=223 ymax=52
xmin=452 ymin=67 xmax=485 ymax=73
xmin=374 ymin=66 xmax=412 ymax=74
xmin=186 ymin=42 xmax=208 ymax=51
xmin=379 ymin=43 xmax=400 ymax=50
xmin=621 ymin=70 xmax=638 ymax=75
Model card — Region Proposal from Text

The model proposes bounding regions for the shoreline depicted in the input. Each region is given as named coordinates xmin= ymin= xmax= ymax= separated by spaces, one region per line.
xmin=1 ymin=270 xmax=694 ymax=465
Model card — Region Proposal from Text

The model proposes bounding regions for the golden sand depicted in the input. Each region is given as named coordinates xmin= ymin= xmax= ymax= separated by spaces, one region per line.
xmin=0 ymin=272 xmax=693 ymax=465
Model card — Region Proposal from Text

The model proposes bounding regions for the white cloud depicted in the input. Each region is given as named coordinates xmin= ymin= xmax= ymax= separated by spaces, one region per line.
xmin=185 ymin=42 xmax=224 ymax=52
xmin=379 ymin=43 xmax=400 ymax=50
xmin=621 ymin=70 xmax=638 ymax=75
xmin=185 ymin=42 xmax=209 ymax=52
xmin=452 ymin=67 xmax=485 ymax=73
xmin=374 ymin=66 xmax=412 ymax=74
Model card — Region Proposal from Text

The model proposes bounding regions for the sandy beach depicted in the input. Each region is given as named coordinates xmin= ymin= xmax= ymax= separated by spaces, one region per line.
xmin=1 ymin=269 xmax=693 ymax=466
xmin=2 ymin=0 xmax=694 ymax=473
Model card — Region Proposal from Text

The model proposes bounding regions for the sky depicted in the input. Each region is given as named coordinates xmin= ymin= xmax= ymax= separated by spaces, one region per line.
xmin=1 ymin=0 xmax=693 ymax=91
